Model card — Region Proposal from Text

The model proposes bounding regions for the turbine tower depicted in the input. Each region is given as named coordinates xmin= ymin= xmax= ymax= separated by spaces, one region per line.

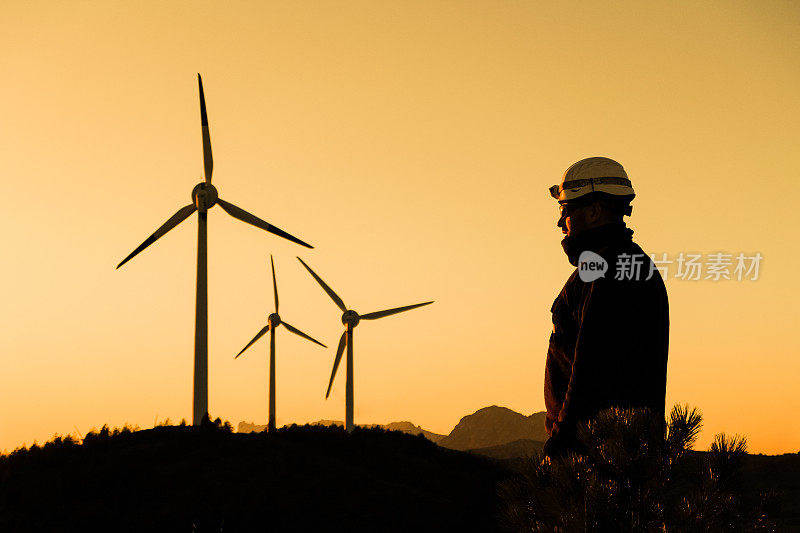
xmin=235 ymin=255 xmax=326 ymax=432
xmin=117 ymin=75 xmax=313 ymax=425
xmin=297 ymin=257 xmax=433 ymax=432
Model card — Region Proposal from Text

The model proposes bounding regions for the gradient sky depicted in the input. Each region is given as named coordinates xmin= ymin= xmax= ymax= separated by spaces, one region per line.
xmin=1 ymin=1 xmax=798 ymax=454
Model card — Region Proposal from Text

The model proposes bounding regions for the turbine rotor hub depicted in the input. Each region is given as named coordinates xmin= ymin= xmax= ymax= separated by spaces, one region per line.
xmin=269 ymin=313 xmax=281 ymax=327
xmin=342 ymin=310 xmax=360 ymax=327
xmin=192 ymin=183 xmax=218 ymax=212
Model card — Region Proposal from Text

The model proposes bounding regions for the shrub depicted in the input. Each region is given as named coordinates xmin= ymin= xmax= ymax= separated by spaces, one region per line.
xmin=498 ymin=405 xmax=777 ymax=532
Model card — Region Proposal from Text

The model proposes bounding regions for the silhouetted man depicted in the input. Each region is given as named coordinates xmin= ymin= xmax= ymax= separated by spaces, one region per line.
xmin=543 ymin=157 xmax=669 ymax=458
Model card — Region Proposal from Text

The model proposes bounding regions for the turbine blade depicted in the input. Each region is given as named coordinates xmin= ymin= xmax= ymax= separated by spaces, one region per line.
xmin=271 ymin=255 xmax=279 ymax=313
xmin=116 ymin=204 xmax=197 ymax=269
xmin=216 ymin=198 xmax=313 ymax=249
xmin=296 ymin=257 xmax=347 ymax=312
xmin=325 ymin=331 xmax=347 ymax=399
xmin=282 ymin=321 xmax=327 ymax=348
xmin=360 ymin=301 xmax=434 ymax=320
xmin=234 ymin=324 xmax=271 ymax=359
xmin=198 ymin=74 xmax=213 ymax=184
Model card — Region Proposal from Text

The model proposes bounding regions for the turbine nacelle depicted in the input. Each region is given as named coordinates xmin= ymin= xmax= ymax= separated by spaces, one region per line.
xmin=268 ymin=313 xmax=281 ymax=327
xmin=192 ymin=183 xmax=218 ymax=212
xmin=341 ymin=309 xmax=360 ymax=328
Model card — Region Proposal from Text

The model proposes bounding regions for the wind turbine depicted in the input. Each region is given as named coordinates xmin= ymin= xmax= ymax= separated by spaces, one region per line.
xmin=297 ymin=257 xmax=433 ymax=432
xmin=235 ymin=255 xmax=327 ymax=432
xmin=116 ymin=74 xmax=313 ymax=426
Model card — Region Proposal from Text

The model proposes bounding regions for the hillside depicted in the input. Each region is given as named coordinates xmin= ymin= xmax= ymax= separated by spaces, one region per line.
xmin=468 ymin=438 xmax=545 ymax=460
xmin=0 ymin=424 xmax=504 ymax=532
xmin=2 ymin=420 xmax=798 ymax=530
xmin=382 ymin=421 xmax=446 ymax=442
xmin=438 ymin=406 xmax=549 ymax=451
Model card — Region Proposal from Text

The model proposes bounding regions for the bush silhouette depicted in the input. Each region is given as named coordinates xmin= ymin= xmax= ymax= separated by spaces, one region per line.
xmin=498 ymin=405 xmax=778 ymax=532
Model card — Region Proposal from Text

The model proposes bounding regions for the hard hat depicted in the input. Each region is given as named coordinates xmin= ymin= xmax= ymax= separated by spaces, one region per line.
xmin=549 ymin=157 xmax=635 ymax=204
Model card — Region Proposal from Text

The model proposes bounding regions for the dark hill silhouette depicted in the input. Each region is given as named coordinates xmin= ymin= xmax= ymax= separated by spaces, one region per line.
xmin=467 ymin=438 xmax=545 ymax=460
xmin=383 ymin=421 xmax=446 ymax=442
xmin=437 ymin=406 xmax=549 ymax=451
xmin=2 ymin=414 xmax=798 ymax=530
xmin=0 ymin=422 xmax=504 ymax=532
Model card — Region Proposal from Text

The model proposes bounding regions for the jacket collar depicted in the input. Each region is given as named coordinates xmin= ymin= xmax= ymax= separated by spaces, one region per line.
xmin=560 ymin=222 xmax=634 ymax=266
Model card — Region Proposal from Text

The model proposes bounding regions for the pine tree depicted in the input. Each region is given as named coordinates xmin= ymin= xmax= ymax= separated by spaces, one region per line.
xmin=498 ymin=405 xmax=777 ymax=532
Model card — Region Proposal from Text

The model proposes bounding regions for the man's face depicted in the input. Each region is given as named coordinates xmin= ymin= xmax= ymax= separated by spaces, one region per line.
xmin=557 ymin=202 xmax=592 ymax=237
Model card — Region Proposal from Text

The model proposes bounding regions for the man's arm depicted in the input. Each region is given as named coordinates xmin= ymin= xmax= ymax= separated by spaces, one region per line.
xmin=553 ymin=278 xmax=623 ymax=439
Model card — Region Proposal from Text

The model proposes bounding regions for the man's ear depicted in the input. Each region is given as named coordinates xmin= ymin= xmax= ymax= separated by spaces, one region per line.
xmin=587 ymin=202 xmax=604 ymax=223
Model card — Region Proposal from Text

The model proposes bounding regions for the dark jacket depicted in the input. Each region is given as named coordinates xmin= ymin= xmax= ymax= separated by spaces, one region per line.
xmin=544 ymin=222 xmax=669 ymax=450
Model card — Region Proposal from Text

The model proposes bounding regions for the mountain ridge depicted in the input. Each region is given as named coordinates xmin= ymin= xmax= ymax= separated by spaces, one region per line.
xmin=239 ymin=405 xmax=548 ymax=451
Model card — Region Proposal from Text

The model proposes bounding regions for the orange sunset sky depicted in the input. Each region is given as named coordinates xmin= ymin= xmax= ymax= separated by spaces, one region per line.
xmin=1 ymin=1 xmax=798 ymax=454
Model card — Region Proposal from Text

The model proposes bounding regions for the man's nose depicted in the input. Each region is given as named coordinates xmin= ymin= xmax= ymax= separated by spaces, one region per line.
xmin=557 ymin=214 xmax=567 ymax=228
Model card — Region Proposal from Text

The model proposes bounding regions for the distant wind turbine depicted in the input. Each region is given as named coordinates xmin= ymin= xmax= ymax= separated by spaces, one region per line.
xmin=116 ymin=74 xmax=313 ymax=426
xmin=297 ymin=257 xmax=433 ymax=432
xmin=235 ymin=255 xmax=326 ymax=432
